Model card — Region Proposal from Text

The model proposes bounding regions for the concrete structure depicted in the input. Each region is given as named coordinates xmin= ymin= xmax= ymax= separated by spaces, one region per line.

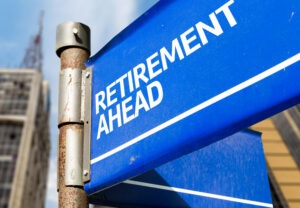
xmin=0 ymin=69 xmax=50 ymax=208
xmin=252 ymin=106 xmax=300 ymax=208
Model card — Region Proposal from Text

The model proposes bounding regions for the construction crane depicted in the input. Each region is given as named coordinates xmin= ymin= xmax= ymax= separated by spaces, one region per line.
xmin=20 ymin=11 xmax=44 ymax=72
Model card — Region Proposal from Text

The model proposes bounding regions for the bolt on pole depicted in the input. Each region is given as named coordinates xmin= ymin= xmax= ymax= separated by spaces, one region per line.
xmin=56 ymin=22 xmax=90 ymax=208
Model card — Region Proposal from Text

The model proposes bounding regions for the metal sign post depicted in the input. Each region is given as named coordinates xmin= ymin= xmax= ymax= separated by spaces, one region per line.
xmin=56 ymin=22 xmax=90 ymax=208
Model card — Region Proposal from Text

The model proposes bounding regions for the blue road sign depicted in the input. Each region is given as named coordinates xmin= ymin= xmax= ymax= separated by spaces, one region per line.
xmin=85 ymin=0 xmax=300 ymax=195
xmin=89 ymin=130 xmax=273 ymax=207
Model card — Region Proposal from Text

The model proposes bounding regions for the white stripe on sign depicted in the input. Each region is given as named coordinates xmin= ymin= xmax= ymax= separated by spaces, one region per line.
xmin=91 ymin=53 xmax=300 ymax=165
xmin=124 ymin=180 xmax=273 ymax=207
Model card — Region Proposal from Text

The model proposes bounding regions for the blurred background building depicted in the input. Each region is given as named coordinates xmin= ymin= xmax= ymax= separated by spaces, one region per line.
xmin=0 ymin=14 xmax=51 ymax=208
xmin=252 ymin=106 xmax=300 ymax=208
xmin=0 ymin=69 xmax=50 ymax=208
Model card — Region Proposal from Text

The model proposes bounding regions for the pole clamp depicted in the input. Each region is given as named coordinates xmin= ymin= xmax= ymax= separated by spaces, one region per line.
xmin=82 ymin=67 xmax=92 ymax=183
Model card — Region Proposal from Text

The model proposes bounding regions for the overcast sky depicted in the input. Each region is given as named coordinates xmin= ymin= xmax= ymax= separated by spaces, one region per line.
xmin=0 ymin=0 xmax=158 ymax=207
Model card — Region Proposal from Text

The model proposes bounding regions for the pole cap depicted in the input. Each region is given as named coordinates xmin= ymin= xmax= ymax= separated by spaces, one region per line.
xmin=56 ymin=22 xmax=91 ymax=57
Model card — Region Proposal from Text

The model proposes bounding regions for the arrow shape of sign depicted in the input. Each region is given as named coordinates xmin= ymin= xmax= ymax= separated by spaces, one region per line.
xmin=85 ymin=0 xmax=300 ymax=195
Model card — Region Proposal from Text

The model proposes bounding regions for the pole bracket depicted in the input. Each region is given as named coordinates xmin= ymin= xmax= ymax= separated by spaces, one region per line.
xmin=58 ymin=68 xmax=83 ymax=125
xmin=65 ymin=126 xmax=84 ymax=186
xmin=82 ymin=67 xmax=92 ymax=183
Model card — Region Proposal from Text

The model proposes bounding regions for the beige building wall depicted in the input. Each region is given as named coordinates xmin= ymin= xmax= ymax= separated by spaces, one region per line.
xmin=252 ymin=107 xmax=300 ymax=208
xmin=0 ymin=69 xmax=50 ymax=208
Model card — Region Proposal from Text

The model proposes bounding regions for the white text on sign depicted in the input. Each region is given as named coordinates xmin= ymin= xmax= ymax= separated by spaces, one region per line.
xmin=95 ymin=0 xmax=237 ymax=140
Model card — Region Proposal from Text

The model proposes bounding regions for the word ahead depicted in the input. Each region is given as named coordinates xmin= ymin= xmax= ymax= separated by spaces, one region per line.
xmin=85 ymin=0 xmax=300 ymax=195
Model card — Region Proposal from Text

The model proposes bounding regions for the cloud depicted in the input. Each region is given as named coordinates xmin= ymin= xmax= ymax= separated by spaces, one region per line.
xmin=0 ymin=40 xmax=18 ymax=50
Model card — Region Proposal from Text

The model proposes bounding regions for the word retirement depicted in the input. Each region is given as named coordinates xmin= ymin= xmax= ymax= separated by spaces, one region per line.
xmin=95 ymin=0 xmax=237 ymax=139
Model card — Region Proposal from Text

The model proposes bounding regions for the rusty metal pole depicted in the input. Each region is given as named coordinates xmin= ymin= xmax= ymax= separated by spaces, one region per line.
xmin=56 ymin=22 xmax=90 ymax=208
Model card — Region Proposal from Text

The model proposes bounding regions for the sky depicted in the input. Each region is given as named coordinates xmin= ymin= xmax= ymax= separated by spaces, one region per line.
xmin=0 ymin=0 xmax=158 ymax=207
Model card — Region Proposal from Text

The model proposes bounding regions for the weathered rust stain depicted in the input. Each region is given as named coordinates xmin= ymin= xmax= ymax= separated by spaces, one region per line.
xmin=61 ymin=48 xmax=89 ymax=70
